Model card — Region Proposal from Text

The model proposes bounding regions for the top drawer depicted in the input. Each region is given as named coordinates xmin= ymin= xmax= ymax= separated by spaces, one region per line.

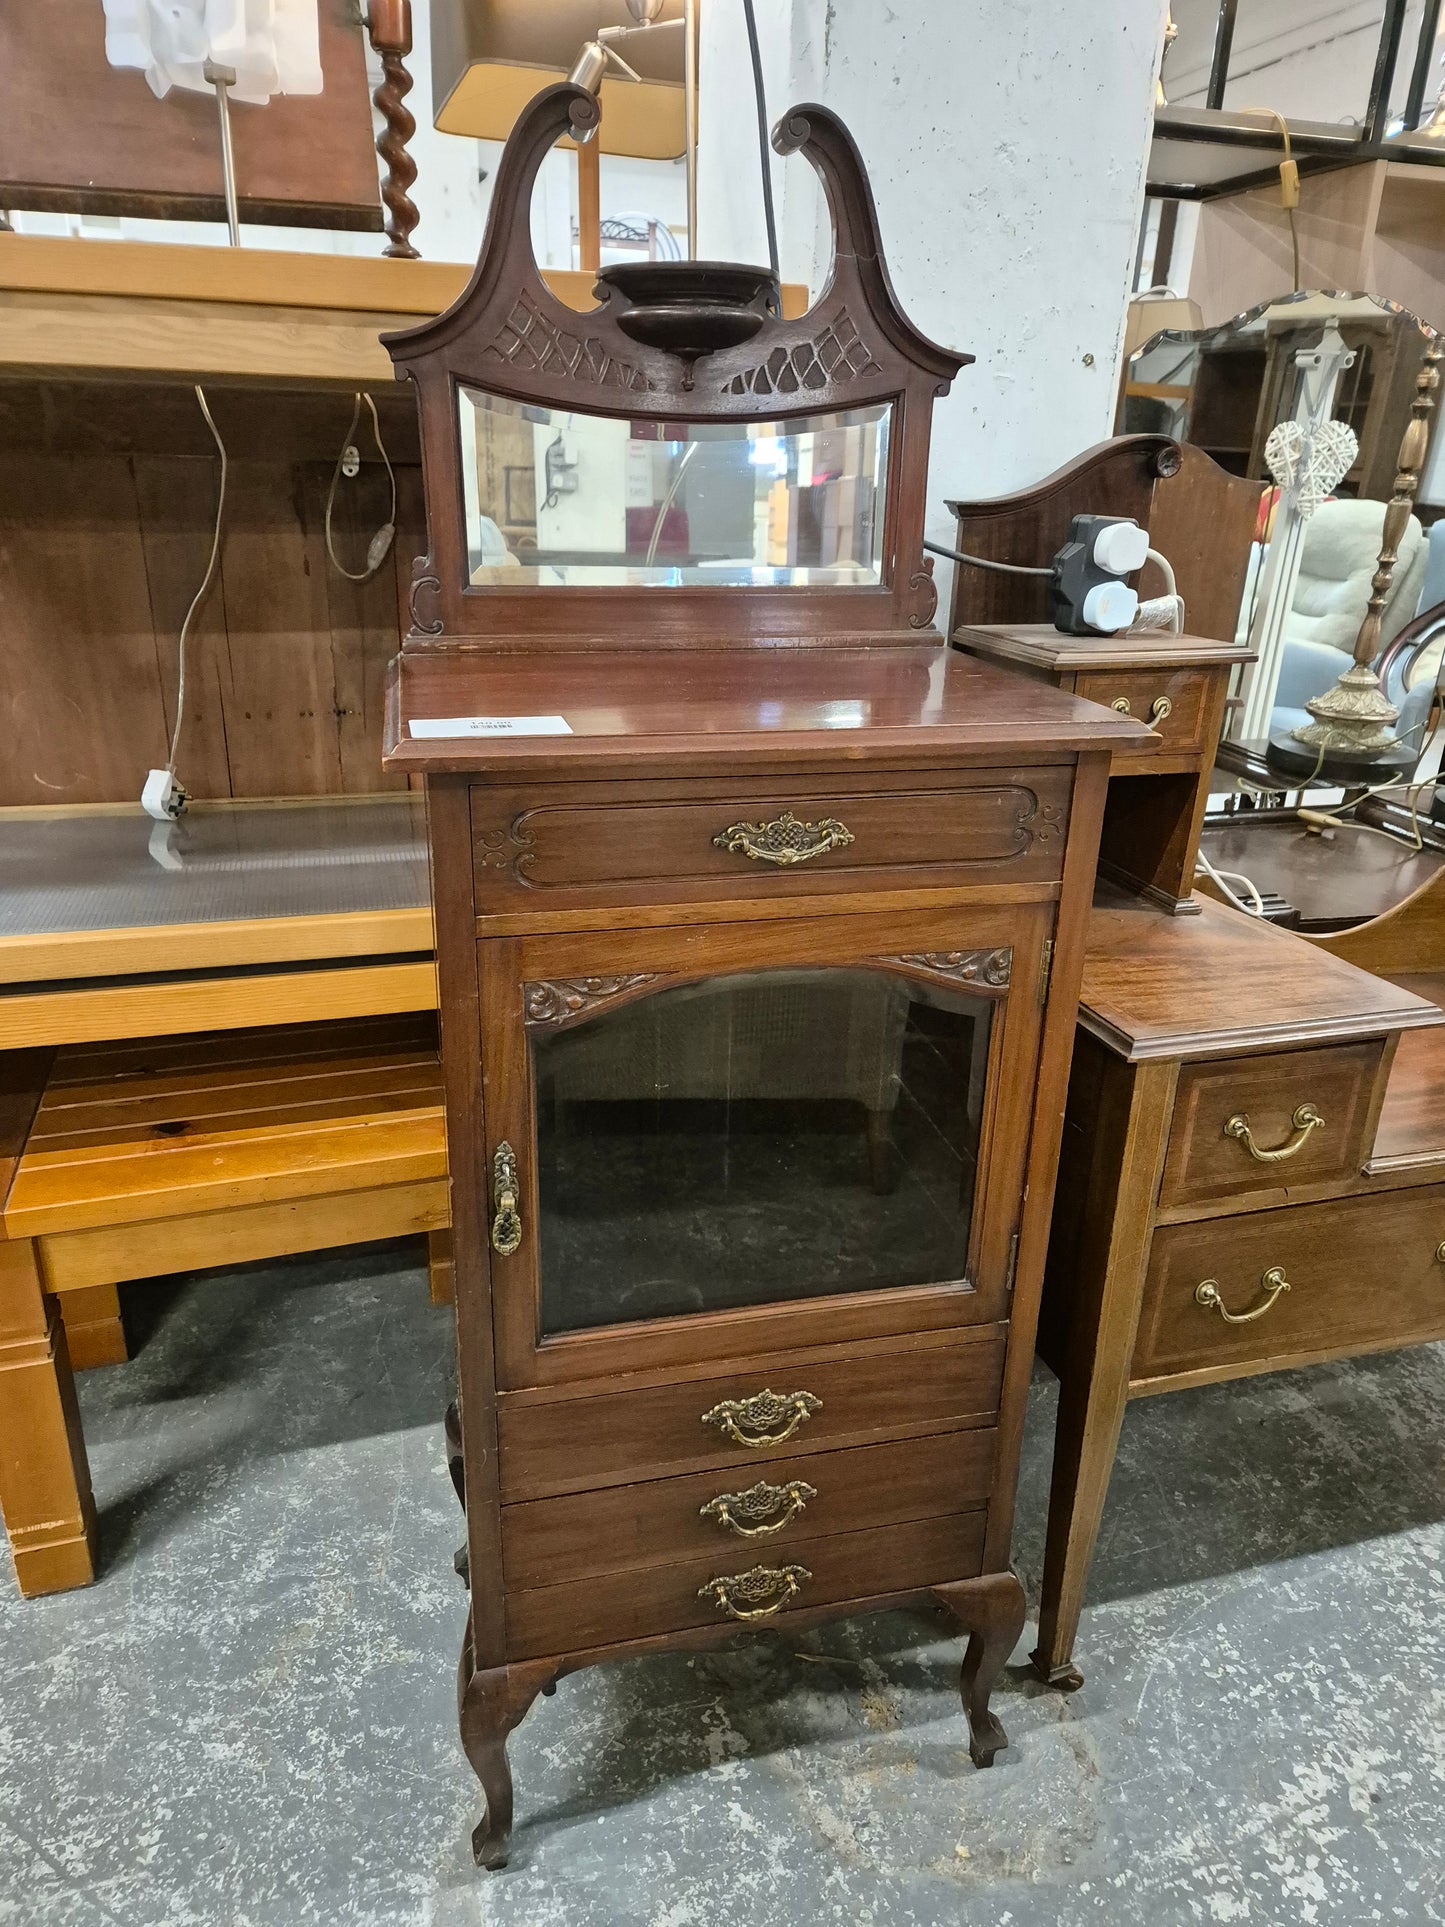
xmin=471 ymin=768 xmax=1071 ymax=912
xmin=1158 ymin=1039 xmax=1386 ymax=1211
xmin=1073 ymin=666 xmax=1214 ymax=762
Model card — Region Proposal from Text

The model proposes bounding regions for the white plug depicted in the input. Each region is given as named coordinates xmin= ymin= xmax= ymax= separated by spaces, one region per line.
xmin=1092 ymin=519 xmax=1150 ymax=576
xmin=1081 ymin=581 xmax=1140 ymax=634
xmin=141 ymin=767 xmax=189 ymax=820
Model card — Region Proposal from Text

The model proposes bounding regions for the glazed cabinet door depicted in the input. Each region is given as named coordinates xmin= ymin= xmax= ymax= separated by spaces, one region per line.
xmin=478 ymin=902 xmax=1053 ymax=1389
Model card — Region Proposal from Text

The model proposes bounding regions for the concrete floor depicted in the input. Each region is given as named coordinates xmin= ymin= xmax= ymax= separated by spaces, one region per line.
xmin=1 ymin=1243 xmax=1442 ymax=1926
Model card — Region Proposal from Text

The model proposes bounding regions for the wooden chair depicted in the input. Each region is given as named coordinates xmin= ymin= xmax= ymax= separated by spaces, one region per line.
xmin=0 ymin=1015 xmax=449 ymax=1598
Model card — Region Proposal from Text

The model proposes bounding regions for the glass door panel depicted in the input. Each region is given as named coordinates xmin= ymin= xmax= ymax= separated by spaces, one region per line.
xmin=531 ymin=969 xmax=992 ymax=1335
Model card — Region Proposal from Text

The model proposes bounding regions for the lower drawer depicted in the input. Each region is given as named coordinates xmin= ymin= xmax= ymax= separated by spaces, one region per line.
xmin=1134 ymin=1184 xmax=1445 ymax=1382
xmin=502 ymin=1428 xmax=998 ymax=1590
xmin=505 ymin=1509 xmax=988 ymax=1661
xmin=497 ymin=1329 xmax=1006 ymax=1501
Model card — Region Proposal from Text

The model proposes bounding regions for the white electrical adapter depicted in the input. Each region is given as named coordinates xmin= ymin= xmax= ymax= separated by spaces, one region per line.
xmin=141 ymin=767 xmax=189 ymax=821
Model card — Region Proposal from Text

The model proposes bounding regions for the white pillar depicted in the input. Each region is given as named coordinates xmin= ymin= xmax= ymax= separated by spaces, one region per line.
xmin=696 ymin=0 xmax=1169 ymax=613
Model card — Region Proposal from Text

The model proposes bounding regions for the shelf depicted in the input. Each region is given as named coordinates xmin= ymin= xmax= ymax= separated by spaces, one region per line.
xmin=0 ymin=236 xmax=809 ymax=384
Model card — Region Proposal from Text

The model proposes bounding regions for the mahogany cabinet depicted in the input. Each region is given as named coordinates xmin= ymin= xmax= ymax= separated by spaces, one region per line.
xmin=380 ymin=82 xmax=1145 ymax=1866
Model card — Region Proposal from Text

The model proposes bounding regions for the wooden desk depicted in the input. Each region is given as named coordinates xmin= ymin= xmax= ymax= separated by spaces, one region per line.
xmin=0 ymin=798 xmax=436 ymax=1045
xmin=1033 ymin=888 xmax=1445 ymax=1687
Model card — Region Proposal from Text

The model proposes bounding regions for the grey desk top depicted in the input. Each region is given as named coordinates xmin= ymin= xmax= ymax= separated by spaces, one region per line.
xmin=0 ymin=799 xmax=430 ymax=940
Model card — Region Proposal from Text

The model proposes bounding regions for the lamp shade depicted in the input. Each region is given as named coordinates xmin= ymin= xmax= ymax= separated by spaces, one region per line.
xmin=431 ymin=0 xmax=686 ymax=158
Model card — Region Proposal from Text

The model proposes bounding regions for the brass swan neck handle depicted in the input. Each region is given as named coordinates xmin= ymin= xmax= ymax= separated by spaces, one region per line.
xmin=1195 ymin=1267 xmax=1292 ymax=1324
xmin=1224 ymin=1104 xmax=1325 ymax=1164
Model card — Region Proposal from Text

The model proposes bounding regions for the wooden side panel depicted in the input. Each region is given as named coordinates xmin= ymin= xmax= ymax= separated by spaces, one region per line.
xmin=1146 ymin=446 xmax=1262 ymax=647
xmin=0 ymin=443 xmax=416 ymax=806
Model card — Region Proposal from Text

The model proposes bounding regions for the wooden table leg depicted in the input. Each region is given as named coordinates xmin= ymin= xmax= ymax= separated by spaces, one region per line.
xmin=56 ymin=1282 xmax=129 ymax=1370
xmin=1033 ymin=1055 xmax=1175 ymax=1688
xmin=428 ymin=1227 xmax=455 ymax=1306
xmin=0 ymin=1238 xmax=97 ymax=1597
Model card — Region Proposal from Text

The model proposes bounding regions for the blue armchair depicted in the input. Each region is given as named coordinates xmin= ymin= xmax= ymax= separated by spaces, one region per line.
xmin=1270 ymin=504 xmax=1443 ymax=756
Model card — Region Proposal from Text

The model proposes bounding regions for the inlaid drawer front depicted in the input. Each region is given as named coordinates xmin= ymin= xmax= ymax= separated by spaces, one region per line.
xmin=496 ymin=1330 xmax=1007 ymax=1501
xmin=470 ymin=769 xmax=1071 ymax=906
xmin=1159 ymin=1040 xmax=1385 ymax=1210
xmin=1134 ymin=1185 xmax=1445 ymax=1381
xmin=504 ymin=1509 xmax=988 ymax=1661
xmin=1073 ymin=667 xmax=1211 ymax=758
xmin=502 ymin=1429 xmax=998 ymax=1590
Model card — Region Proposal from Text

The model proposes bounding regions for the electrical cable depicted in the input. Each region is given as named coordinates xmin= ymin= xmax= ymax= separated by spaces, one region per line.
xmin=1145 ymin=546 xmax=1176 ymax=598
xmin=325 ymin=392 xmax=397 ymax=583
xmin=645 ymin=440 xmax=699 ymax=566
xmin=739 ymin=0 xmax=781 ymax=312
xmin=166 ymin=384 xmax=228 ymax=781
xmin=923 ymin=538 xmax=1054 ymax=579
xmin=1236 ymin=107 xmax=1300 ymax=292
xmin=1196 ymin=847 xmax=1267 ymax=916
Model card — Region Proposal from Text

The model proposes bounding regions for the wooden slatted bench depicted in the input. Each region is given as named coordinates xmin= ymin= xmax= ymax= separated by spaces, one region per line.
xmin=0 ymin=1015 xmax=449 ymax=1598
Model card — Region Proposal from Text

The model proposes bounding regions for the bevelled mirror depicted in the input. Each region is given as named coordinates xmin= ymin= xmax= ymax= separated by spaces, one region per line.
xmin=1121 ymin=290 xmax=1444 ymax=762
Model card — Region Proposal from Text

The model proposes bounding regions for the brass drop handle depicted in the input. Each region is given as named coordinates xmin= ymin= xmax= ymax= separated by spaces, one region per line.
xmin=712 ymin=811 xmax=855 ymax=866
xmin=489 ymin=1141 xmax=522 ymax=1257
xmin=1224 ymin=1104 xmax=1325 ymax=1164
xmin=1111 ymin=694 xmax=1173 ymax=723
xmin=701 ymin=1387 xmax=822 ymax=1449
xmin=697 ymin=1563 xmax=812 ymax=1622
xmin=700 ymin=1477 xmax=817 ymax=1538
xmin=1195 ymin=1266 xmax=1291 ymax=1324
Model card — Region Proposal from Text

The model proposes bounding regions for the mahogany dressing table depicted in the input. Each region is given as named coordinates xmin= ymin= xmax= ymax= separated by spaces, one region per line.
xmin=381 ymin=82 xmax=1145 ymax=1866
xmin=946 ymin=434 xmax=1445 ymax=1693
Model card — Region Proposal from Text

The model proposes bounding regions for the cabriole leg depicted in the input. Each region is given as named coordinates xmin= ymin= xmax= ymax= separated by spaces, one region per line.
xmin=457 ymin=1629 xmax=556 ymax=1870
xmin=933 ymin=1570 xmax=1027 ymax=1767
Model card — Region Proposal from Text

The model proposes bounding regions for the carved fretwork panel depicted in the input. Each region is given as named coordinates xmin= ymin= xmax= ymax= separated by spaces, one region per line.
xmin=722 ymin=311 xmax=881 ymax=397
xmin=524 ymin=975 xmax=663 ymax=1028
xmin=481 ymin=293 xmax=650 ymax=394
xmin=883 ymin=949 xmax=1013 ymax=991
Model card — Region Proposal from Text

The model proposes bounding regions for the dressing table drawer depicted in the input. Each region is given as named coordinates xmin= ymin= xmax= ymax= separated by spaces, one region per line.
xmin=1073 ymin=667 xmax=1211 ymax=761
xmin=470 ymin=769 xmax=1071 ymax=908
xmin=502 ymin=1428 xmax=998 ymax=1590
xmin=1133 ymin=1185 xmax=1445 ymax=1383
xmin=1158 ymin=1040 xmax=1386 ymax=1210
xmin=504 ymin=1507 xmax=988 ymax=1661
xmin=496 ymin=1329 xmax=1008 ymax=1501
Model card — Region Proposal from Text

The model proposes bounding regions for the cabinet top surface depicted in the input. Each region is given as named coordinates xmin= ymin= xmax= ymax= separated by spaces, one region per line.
xmin=956 ymin=624 xmax=1257 ymax=673
xmin=384 ymin=645 xmax=1154 ymax=777
xmin=1080 ymin=887 xmax=1444 ymax=1062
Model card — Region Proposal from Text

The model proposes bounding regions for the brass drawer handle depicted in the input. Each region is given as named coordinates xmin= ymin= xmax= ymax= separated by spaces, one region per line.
xmin=698 ymin=1563 xmax=812 ymax=1622
xmin=1224 ymin=1103 xmax=1325 ymax=1164
xmin=700 ymin=1477 xmax=817 ymax=1538
xmin=701 ymin=1387 xmax=822 ymax=1448
xmin=489 ymin=1141 xmax=522 ymax=1257
xmin=712 ymin=811 xmax=854 ymax=866
xmin=1110 ymin=695 xmax=1173 ymax=723
xmin=1195 ymin=1266 xmax=1291 ymax=1324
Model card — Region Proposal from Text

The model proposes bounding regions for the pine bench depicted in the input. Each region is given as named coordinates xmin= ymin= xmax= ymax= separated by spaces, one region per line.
xmin=0 ymin=1014 xmax=449 ymax=1597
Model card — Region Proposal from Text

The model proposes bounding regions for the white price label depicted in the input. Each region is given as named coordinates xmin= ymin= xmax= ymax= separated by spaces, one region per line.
xmin=409 ymin=715 xmax=573 ymax=739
